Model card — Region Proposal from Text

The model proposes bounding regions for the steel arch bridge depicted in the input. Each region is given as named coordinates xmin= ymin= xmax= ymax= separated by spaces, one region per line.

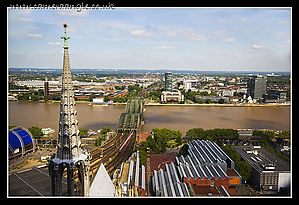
xmin=117 ymin=97 xmax=144 ymax=133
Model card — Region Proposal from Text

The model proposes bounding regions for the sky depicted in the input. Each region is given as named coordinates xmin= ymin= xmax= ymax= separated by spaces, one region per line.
xmin=8 ymin=8 xmax=291 ymax=72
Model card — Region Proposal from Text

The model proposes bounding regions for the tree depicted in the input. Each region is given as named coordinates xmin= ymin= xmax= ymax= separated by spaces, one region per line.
xmin=196 ymin=98 xmax=204 ymax=104
xmin=152 ymin=128 xmax=181 ymax=153
xmin=52 ymin=94 xmax=61 ymax=100
xmin=30 ymin=95 xmax=39 ymax=101
xmin=279 ymin=130 xmax=290 ymax=138
xmin=221 ymin=145 xmax=252 ymax=181
xmin=28 ymin=126 xmax=43 ymax=139
xmin=100 ymin=126 xmax=111 ymax=135
xmin=44 ymin=95 xmax=49 ymax=102
xmin=139 ymin=141 xmax=148 ymax=165
xmin=177 ymin=144 xmax=189 ymax=157
xmin=89 ymin=94 xmax=96 ymax=102
xmin=95 ymin=135 xmax=105 ymax=146
xmin=104 ymin=96 xmax=110 ymax=102
xmin=176 ymin=135 xmax=182 ymax=145
xmin=206 ymin=98 xmax=211 ymax=104
xmin=146 ymin=136 xmax=158 ymax=153
xmin=253 ymin=130 xmax=275 ymax=139
xmin=79 ymin=128 xmax=88 ymax=136
xmin=139 ymin=149 xmax=147 ymax=166
xmin=186 ymin=127 xmax=205 ymax=139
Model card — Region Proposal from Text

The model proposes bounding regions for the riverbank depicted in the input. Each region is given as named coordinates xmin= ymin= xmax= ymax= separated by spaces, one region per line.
xmin=24 ymin=100 xmax=290 ymax=107
xmin=143 ymin=103 xmax=291 ymax=107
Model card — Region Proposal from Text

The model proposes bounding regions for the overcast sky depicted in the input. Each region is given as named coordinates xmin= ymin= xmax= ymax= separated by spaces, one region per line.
xmin=8 ymin=8 xmax=291 ymax=72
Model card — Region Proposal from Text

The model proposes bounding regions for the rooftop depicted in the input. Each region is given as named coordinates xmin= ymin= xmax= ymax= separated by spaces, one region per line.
xmin=150 ymin=153 xmax=176 ymax=173
xmin=192 ymin=186 xmax=221 ymax=196
xmin=233 ymin=146 xmax=290 ymax=172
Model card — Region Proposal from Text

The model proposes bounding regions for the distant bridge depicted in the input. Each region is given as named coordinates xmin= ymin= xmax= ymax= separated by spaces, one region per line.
xmin=89 ymin=97 xmax=145 ymax=179
xmin=117 ymin=97 xmax=144 ymax=132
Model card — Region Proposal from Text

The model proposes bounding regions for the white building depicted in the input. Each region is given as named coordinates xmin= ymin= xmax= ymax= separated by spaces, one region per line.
xmin=161 ymin=90 xmax=184 ymax=102
xmin=93 ymin=97 xmax=104 ymax=103
xmin=221 ymin=90 xmax=234 ymax=97
xmin=184 ymin=81 xmax=192 ymax=90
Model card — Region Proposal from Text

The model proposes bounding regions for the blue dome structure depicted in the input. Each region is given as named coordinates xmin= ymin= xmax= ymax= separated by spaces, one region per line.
xmin=8 ymin=127 xmax=36 ymax=160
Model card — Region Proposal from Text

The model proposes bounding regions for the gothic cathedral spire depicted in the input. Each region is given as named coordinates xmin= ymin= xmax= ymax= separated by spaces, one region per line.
xmin=48 ymin=24 xmax=90 ymax=196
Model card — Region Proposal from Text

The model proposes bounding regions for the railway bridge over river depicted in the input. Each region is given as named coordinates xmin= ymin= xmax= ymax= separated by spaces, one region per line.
xmin=89 ymin=97 xmax=145 ymax=180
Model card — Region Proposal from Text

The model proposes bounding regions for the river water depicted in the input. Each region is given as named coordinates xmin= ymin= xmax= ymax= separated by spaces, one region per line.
xmin=9 ymin=101 xmax=291 ymax=135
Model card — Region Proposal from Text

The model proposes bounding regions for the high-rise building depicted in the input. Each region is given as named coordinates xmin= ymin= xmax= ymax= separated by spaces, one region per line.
xmin=44 ymin=77 xmax=49 ymax=96
xmin=247 ymin=74 xmax=267 ymax=99
xmin=48 ymin=24 xmax=90 ymax=196
xmin=165 ymin=72 xmax=173 ymax=92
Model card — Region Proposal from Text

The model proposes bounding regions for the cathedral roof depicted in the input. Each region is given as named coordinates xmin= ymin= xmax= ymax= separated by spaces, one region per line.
xmin=89 ymin=163 xmax=115 ymax=197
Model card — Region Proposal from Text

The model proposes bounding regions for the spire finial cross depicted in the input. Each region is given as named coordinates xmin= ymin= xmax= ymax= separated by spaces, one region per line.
xmin=61 ymin=23 xmax=70 ymax=48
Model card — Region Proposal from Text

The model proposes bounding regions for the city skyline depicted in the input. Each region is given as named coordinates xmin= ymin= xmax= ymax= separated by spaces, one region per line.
xmin=8 ymin=8 xmax=291 ymax=72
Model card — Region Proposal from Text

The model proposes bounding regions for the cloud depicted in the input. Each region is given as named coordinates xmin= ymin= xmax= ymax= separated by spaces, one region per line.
xmin=241 ymin=18 xmax=248 ymax=21
xmin=29 ymin=25 xmax=39 ymax=30
xmin=251 ymin=45 xmax=274 ymax=51
xmin=218 ymin=19 xmax=225 ymax=23
xmin=20 ymin=17 xmax=33 ymax=22
xmin=165 ymin=33 xmax=176 ymax=38
xmin=68 ymin=28 xmax=80 ymax=33
xmin=152 ymin=46 xmax=176 ymax=50
xmin=131 ymin=30 xmax=154 ymax=37
xmin=275 ymin=31 xmax=288 ymax=36
xmin=283 ymin=39 xmax=290 ymax=44
xmin=27 ymin=34 xmax=43 ymax=38
xmin=144 ymin=25 xmax=162 ymax=31
xmin=180 ymin=29 xmax=208 ymax=41
xmin=245 ymin=49 xmax=252 ymax=52
xmin=222 ymin=38 xmax=236 ymax=43
xmin=123 ymin=37 xmax=129 ymax=41
xmin=187 ymin=34 xmax=208 ymax=41
xmin=279 ymin=21 xmax=286 ymax=24
xmin=212 ymin=30 xmax=228 ymax=35
xmin=165 ymin=29 xmax=208 ymax=41
xmin=46 ymin=42 xmax=62 ymax=46
xmin=252 ymin=45 xmax=262 ymax=49
xmin=121 ymin=29 xmax=131 ymax=35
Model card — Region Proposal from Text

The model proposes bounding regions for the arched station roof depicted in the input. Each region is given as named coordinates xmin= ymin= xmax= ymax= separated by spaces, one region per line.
xmin=8 ymin=127 xmax=35 ymax=151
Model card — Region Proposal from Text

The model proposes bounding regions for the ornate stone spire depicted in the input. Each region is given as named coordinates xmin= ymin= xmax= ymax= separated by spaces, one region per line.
xmin=57 ymin=26 xmax=81 ymax=161
xmin=61 ymin=23 xmax=70 ymax=48
xmin=48 ymin=24 xmax=90 ymax=196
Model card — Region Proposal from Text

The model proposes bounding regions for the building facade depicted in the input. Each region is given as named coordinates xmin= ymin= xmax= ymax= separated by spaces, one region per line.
xmin=161 ymin=90 xmax=184 ymax=102
xmin=233 ymin=146 xmax=290 ymax=194
xmin=193 ymin=95 xmax=229 ymax=103
xmin=267 ymin=89 xmax=286 ymax=102
xmin=44 ymin=81 xmax=49 ymax=96
xmin=165 ymin=72 xmax=173 ymax=92
xmin=247 ymin=75 xmax=267 ymax=99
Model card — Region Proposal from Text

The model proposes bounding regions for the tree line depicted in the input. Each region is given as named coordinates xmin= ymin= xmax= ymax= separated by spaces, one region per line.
xmin=186 ymin=127 xmax=239 ymax=141
xmin=221 ymin=145 xmax=252 ymax=182
xmin=138 ymin=128 xmax=182 ymax=165
xmin=253 ymin=129 xmax=290 ymax=163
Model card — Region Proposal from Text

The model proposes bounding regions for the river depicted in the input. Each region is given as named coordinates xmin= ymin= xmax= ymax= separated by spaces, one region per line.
xmin=9 ymin=101 xmax=290 ymax=135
